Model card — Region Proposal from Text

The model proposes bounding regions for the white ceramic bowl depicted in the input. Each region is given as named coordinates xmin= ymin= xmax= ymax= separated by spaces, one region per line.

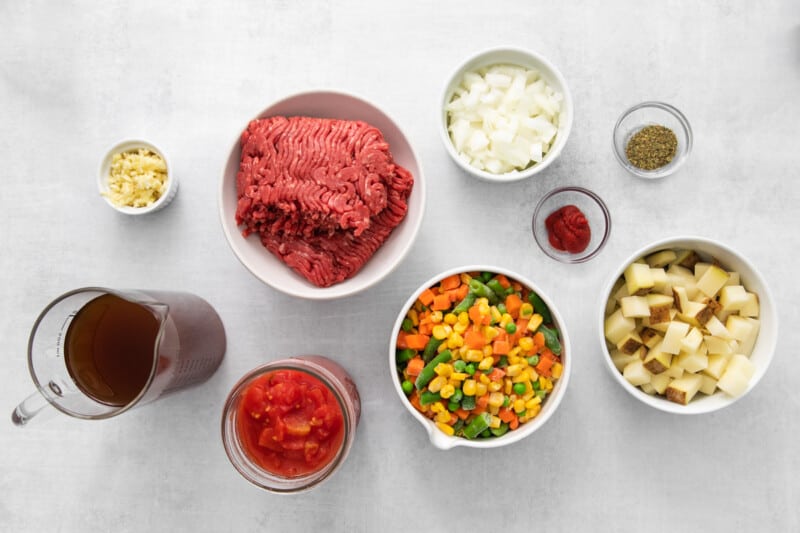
xmin=440 ymin=46 xmax=573 ymax=183
xmin=390 ymin=265 xmax=571 ymax=449
xmin=598 ymin=236 xmax=778 ymax=414
xmin=219 ymin=90 xmax=426 ymax=300
xmin=98 ymin=139 xmax=177 ymax=215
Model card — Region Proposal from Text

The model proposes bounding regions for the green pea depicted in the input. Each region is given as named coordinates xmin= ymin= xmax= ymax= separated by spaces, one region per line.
xmin=505 ymin=322 xmax=517 ymax=334
xmin=513 ymin=383 xmax=526 ymax=395
xmin=502 ymin=395 xmax=511 ymax=407
xmin=396 ymin=348 xmax=415 ymax=364
xmin=448 ymin=401 xmax=460 ymax=412
xmin=536 ymin=390 xmax=547 ymax=400
xmin=450 ymin=389 xmax=463 ymax=403
xmin=532 ymin=380 xmax=541 ymax=391
xmin=465 ymin=363 xmax=476 ymax=376
xmin=480 ymin=272 xmax=494 ymax=282
xmin=401 ymin=380 xmax=414 ymax=395
xmin=496 ymin=303 xmax=507 ymax=315
xmin=527 ymin=355 xmax=540 ymax=366
xmin=498 ymin=356 xmax=509 ymax=368
xmin=453 ymin=360 xmax=467 ymax=372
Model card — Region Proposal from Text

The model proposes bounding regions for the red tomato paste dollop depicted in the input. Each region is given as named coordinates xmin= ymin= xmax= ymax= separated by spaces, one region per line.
xmin=545 ymin=205 xmax=591 ymax=254
xmin=237 ymin=369 xmax=344 ymax=477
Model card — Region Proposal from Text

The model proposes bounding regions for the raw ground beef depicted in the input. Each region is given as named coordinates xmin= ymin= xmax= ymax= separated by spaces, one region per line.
xmin=235 ymin=116 xmax=414 ymax=287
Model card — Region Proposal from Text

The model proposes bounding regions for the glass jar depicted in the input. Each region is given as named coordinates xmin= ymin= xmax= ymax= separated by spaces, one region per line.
xmin=220 ymin=355 xmax=360 ymax=493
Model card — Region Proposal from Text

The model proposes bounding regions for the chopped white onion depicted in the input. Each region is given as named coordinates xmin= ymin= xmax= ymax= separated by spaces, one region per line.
xmin=446 ymin=63 xmax=562 ymax=175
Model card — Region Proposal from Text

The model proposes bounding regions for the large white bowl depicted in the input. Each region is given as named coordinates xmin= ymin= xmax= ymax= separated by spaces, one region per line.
xmin=440 ymin=46 xmax=573 ymax=183
xmin=390 ymin=265 xmax=571 ymax=449
xmin=598 ymin=236 xmax=778 ymax=414
xmin=219 ymin=91 xmax=426 ymax=299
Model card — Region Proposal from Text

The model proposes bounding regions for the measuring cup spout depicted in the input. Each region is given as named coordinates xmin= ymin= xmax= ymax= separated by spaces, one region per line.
xmin=11 ymin=391 xmax=50 ymax=427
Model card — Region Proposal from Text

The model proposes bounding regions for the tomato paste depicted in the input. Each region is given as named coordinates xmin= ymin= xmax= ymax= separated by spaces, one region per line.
xmin=237 ymin=369 xmax=344 ymax=477
xmin=545 ymin=205 xmax=591 ymax=254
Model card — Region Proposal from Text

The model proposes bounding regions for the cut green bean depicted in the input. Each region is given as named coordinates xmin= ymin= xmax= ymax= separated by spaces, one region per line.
xmin=468 ymin=279 xmax=499 ymax=304
xmin=463 ymin=412 xmax=492 ymax=439
xmin=401 ymin=318 xmax=413 ymax=332
xmin=460 ymin=394 xmax=476 ymax=410
xmin=528 ymin=292 xmax=553 ymax=324
xmin=422 ymin=336 xmax=445 ymax=363
xmin=486 ymin=279 xmax=507 ymax=298
xmin=452 ymin=292 xmax=477 ymax=314
xmin=490 ymin=423 xmax=510 ymax=437
xmin=414 ymin=350 xmax=452 ymax=390
xmin=396 ymin=348 xmax=415 ymax=365
xmin=539 ymin=325 xmax=562 ymax=355
xmin=419 ymin=390 xmax=442 ymax=405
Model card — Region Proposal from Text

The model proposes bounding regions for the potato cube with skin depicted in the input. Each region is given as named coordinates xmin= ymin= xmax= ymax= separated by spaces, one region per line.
xmin=696 ymin=298 xmax=722 ymax=326
xmin=739 ymin=292 xmax=760 ymax=318
xmin=696 ymin=264 xmax=730 ymax=298
xmin=604 ymin=309 xmax=637 ymax=344
xmin=703 ymin=353 xmax=731 ymax=380
xmin=616 ymin=332 xmax=643 ymax=355
xmin=643 ymin=341 xmax=672 ymax=374
xmin=699 ymin=375 xmax=718 ymax=396
xmin=620 ymin=295 xmax=651 ymax=318
xmin=647 ymin=293 xmax=675 ymax=324
xmin=623 ymin=360 xmax=652 ymax=387
xmin=665 ymin=373 xmax=703 ymax=405
xmin=646 ymin=249 xmax=677 ymax=268
xmin=625 ymin=263 xmax=655 ymax=295
xmin=611 ymin=349 xmax=643 ymax=372
xmin=672 ymin=286 xmax=690 ymax=313
xmin=676 ymin=301 xmax=706 ymax=328
xmin=661 ymin=321 xmax=690 ymax=354
xmin=675 ymin=249 xmax=701 ymax=269
xmin=640 ymin=327 xmax=663 ymax=349
xmin=680 ymin=327 xmax=704 ymax=354
xmin=719 ymin=285 xmax=748 ymax=312
xmin=650 ymin=372 xmax=671 ymax=394
xmin=676 ymin=350 xmax=708 ymax=374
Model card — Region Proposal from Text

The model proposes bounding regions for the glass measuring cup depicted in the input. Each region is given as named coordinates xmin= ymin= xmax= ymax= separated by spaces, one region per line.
xmin=12 ymin=287 xmax=226 ymax=426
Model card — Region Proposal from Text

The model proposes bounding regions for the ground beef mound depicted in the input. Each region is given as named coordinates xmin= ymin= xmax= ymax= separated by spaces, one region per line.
xmin=235 ymin=116 xmax=414 ymax=288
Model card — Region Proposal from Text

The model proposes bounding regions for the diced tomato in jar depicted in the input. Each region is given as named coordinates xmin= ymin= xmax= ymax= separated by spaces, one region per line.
xmin=237 ymin=369 xmax=344 ymax=477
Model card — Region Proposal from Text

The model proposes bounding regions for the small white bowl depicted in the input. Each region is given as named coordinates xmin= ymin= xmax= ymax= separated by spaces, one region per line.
xmin=219 ymin=90 xmax=425 ymax=300
xmin=598 ymin=236 xmax=778 ymax=414
xmin=390 ymin=265 xmax=571 ymax=449
xmin=440 ymin=46 xmax=573 ymax=183
xmin=98 ymin=139 xmax=177 ymax=215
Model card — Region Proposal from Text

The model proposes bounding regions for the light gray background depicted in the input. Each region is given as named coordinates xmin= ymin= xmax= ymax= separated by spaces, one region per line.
xmin=2 ymin=1 xmax=798 ymax=531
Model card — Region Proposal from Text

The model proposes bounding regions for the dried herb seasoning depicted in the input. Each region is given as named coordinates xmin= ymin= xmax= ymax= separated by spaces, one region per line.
xmin=625 ymin=125 xmax=678 ymax=170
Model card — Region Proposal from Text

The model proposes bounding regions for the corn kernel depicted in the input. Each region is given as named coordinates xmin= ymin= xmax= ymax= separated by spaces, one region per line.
xmin=500 ymin=313 xmax=514 ymax=327
xmin=525 ymin=396 xmax=542 ymax=410
xmin=506 ymin=364 xmax=522 ymax=377
xmin=457 ymin=312 xmax=470 ymax=325
xmin=453 ymin=322 xmax=468 ymax=334
xmin=482 ymin=345 xmax=493 ymax=358
xmin=458 ymin=346 xmax=469 ymax=358
xmin=475 ymin=382 xmax=488 ymax=396
xmin=487 ymin=381 xmax=503 ymax=392
xmin=513 ymin=399 xmax=526 ymax=413
xmin=489 ymin=415 xmax=502 ymax=429
xmin=449 ymin=372 xmax=467 ymax=382
xmin=540 ymin=377 xmax=553 ymax=391
xmin=488 ymin=392 xmax=505 ymax=408
xmin=504 ymin=380 xmax=513 ymax=395
xmin=436 ymin=421 xmax=455 ymax=436
xmin=508 ymin=347 xmax=521 ymax=358
xmin=478 ymin=357 xmax=494 ymax=371
xmin=435 ymin=410 xmax=451 ymax=424
xmin=527 ymin=313 xmax=543 ymax=332
xmin=430 ymin=401 xmax=445 ymax=413
xmin=490 ymin=306 xmax=502 ymax=324
xmin=489 ymin=405 xmax=500 ymax=416
xmin=478 ymin=373 xmax=490 ymax=385
xmin=462 ymin=380 xmax=477 ymax=396
xmin=434 ymin=363 xmax=452 ymax=377
xmin=440 ymin=384 xmax=455 ymax=399
xmin=527 ymin=403 xmax=542 ymax=418
xmin=519 ymin=358 xmax=529 ymax=368
xmin=428 ymin=376 xmax=447 ymax=393
xmin=528 ymin=369 xmax=539 ymax=381
xmin=408 ymin=309 xmax=419 ymax=326
xmin=466 ymin=349 xmax=484 ymax=362
xmin=444 ymin=313 xmax=457 ymax=325
xmin=522 ymin=390 xmax=534 ymax=401
xmin=447 ymin=332 xmax=464 ymax=349
xmin=460 ymin=273 xmax=472 ymax=284
xmin=430 ymin=310 xmax=443 ymax=324
xmin=518 ymin=336 xmax=534 ymax=353
xmin=484 ymin=326 xmax=500 ymax=341
xmin=432 ymin=324 xmax=449 ymax=340
xmin=512 ymin=370 xmax=529 ymax=384
xmin=519 ymin=302 xmax=534 ymax=318
xmin=552 ymin=362 xmax=563 ymax=379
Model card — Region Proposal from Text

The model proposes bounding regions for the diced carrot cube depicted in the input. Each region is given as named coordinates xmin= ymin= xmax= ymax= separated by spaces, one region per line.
xmin=418 ymin=288 xmax=435 ymax=307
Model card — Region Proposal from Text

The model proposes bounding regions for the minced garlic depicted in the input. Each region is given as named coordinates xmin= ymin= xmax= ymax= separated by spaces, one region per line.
xmin=104 ymin=148 xmax=168 ymax=208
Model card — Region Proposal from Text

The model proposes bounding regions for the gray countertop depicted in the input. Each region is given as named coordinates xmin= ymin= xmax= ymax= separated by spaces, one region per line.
xmin=2 ymin=1 xmax=799 ymax=531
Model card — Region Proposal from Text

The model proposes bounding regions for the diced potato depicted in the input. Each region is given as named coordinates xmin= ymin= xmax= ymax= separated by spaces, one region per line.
xmin=665 ymin=373 xmax=703 ymax=405
xmin=620 ymin=295 xmax=651 ymax=318
xmin=625 ymin=263 xmax=654 ymax=295
xmin=611 ymin=349 xmax=642 ymax=372
xmin=640 ymin=382 xmax=657 ymax=395
xmin=705 ymin=316 xmax=732 ymax=340
xmin=717 ymin=354 xmax=755 ymax=397
xmin=612 ymin=279 xmax=630 ymax=303
xmin=640 ymin=327 xmax=663 ymax=349
xmin=643 ymin=341 xmax=672 ymax=374
xmin=704 ymin=335 xmax=734 ymax=355
xmin=724 ymin=271 xmax=740 ymax=286
xmin=703 ymin=353 xmax=731 ymax=380
xmin=616 ymin=332 xmax=643 ymax=355
xmin=676 ymin=301 xmax=707 ymax=328
xmin=665 ymin=364 xmax=684 ymax=379
xmin=623 ymin=360 xmax=652 ymax=387
xmin=650 ymin=372 xmax=671 ymax=394
xmin=695 ymin=298 xmax=721 ymax=326
xmin=674 ymin=249 xmax=700 ymax=269
xmin=726 ymin=315 xmax=755 ymax=342
xmin=696 ymin=264 xmax=730 ymax=298
xmin=647 ymin=293 xmax=674 ymax=324
xmin=646 ymin=250 xmax=677 ymax=268
xmin=739 ymin=292 xmax=760 ymax=318
xmin=651 ymin=268 xmax=670 ymax=293
xmin=719 ymin=285 xmax=748 ymax=312
xmin=662 ymin=321 xmax=690 ymax=354
xmin=680 ymin=327 xmax=704 ymax=354
xmin=693 ymin=262 xmax=711 ymax=280
xmin=604 ymin=309 xmax=637 ymax=344
xmin=672 ymin=286 xmax=690 ymax=313
xmin=737 ymin=318 xmax=760 ymax=356
xmin=675 ymin=351 xmax=708 ymax=374
xmin=699 ymin=375 xmax=718 ymax=396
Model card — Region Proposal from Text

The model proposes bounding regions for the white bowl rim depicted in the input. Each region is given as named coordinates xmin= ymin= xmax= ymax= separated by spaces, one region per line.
xmin=598 ymin=235 xmax=778 ymax=414
xmin=439 ymin=45 xmax=574 ymax=183
xmin=390 ymin=264 xmax=572 ymax=449
xmin=218 ymin=89 xmax=426 ymax=300
xmin=97 ymin=138 xmax=175 ymax=215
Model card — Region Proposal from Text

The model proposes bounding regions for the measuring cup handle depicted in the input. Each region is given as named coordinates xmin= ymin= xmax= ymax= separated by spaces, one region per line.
xmin=11 ymin=391 xmax=50 ymax=427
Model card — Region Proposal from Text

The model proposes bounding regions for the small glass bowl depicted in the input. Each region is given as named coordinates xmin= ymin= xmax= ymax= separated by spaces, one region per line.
xmin=532 ymin=186 xmax=611 ymax=263
xmin=612 ymin=102 xmax=692 ymax=179
xmin=220 ymin=355 xmax=361 ymax=493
